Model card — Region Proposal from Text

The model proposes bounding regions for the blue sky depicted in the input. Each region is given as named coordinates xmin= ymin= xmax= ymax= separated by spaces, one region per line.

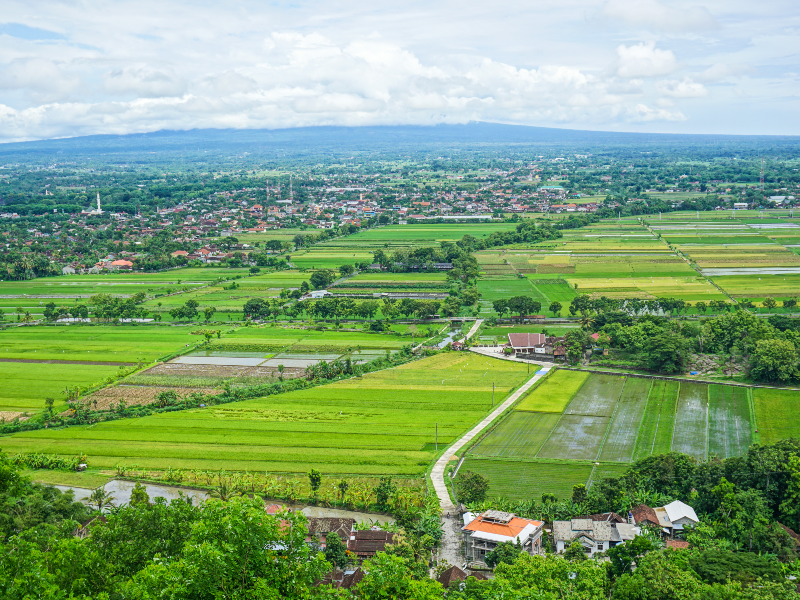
xmin=0 ymin=0 xmax=798 ymax=141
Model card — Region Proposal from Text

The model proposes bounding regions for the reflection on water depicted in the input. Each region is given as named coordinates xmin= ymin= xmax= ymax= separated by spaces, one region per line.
xmin=53 ymin=480 xmax=394 ymax=523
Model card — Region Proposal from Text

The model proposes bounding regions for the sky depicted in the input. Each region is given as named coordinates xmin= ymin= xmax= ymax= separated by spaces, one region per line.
xmin=0 ymin=0 xmax=798 ymax=142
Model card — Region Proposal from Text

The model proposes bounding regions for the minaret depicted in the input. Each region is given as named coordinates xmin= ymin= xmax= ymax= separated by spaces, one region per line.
xmin=96 ymin=192 xmax=102 ymax=213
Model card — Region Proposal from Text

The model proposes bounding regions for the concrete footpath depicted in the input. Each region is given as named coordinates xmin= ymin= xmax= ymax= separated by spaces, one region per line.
xmin=431 ymin=365 xmax=551 ymax=566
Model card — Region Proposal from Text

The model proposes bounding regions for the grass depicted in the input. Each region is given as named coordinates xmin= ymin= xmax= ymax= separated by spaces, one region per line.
xmin=471 ymin=411 xmax=561 ymax=460
xmin=0 ymin=325 xmax=197 ymax=363
xmin=0 ymin=353 xmax=531 ymax=476
xmin=754 ymin=388 xmax=800 ymax=445
xmin=515 ymin=370 xmax=589 ymax=413
xmin=563 ymin=373 xmax=626 ymax=418
xmin=0 ymin=362 xmax=123 ymax=413
xmin=459 ymin=456 xmax=594 ymax=501
xmin=708 ymin=385 xmax=752 ymax=459
xmin=21 ymin=468 xmax=112 ymax=489
xmin=633 ymin=380 xmax=679 ymax=460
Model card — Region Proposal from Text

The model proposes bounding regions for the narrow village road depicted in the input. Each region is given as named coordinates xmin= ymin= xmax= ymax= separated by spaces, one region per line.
xmin=459 ymin=318 xmax=483 ymax=344
xmin=431 ymin=365 xmax=550 ymax=567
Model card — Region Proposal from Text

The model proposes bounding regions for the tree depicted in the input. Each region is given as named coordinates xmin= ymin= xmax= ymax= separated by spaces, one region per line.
xmin=85 ymin=487 xmax=115 ymax=512
xmin=763 ymin=297 xmax=777 ymax=313
xmin=695 ymin=301 xmax=707 ymax=314
xmin=493 ymin=299 xmax=509 ymax=317
xmin=485 ymin=541 xmax=522 ymax=568
xmin=549 ymin=301 xmax=562 ymax=317
xmin=571 ymin=483 xmax=588 ymax=504
xmin=606 ymin=535 xmax=657 ymax=578
xmin=640 ymin=331 xmax=690 ymax=374
xmin=457 ymin=470 xmax=489 ymax=504
xmin=130 ymin=482 xmax=150 ymax=506
xmin=309 ymin=269 xmax=336 ymax=290
xmin=749 ymin=338 xmax=798 ymax=383
xmin=339 ymin=264 xmax=355 ymax=277
xmin=784 ymin=298 xmax=797 ymax=312
xmin=324 ymin=531 xmax=348 ymax=569
xmin=375 ymin=476 xmax=396 ymax=511
xmin=308 ymin=469 xmax=322 ymax=497
xmin=563 ymin=540 xmax=588 ymax=562
xmin=203 ymin=306 xmax=216 ymax=322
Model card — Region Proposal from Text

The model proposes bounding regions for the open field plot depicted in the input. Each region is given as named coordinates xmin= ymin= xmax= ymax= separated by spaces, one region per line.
xmin=566 ymin=275 xmax=725 ymax=301
xmin=476 ymin=276 xmax=535 ymax=301
xmin=332 ymin=271 xmax=449 ymax=293
xmin=754 ymin=388 xmax=800 ymax=445
xmin=0 ymin=353 xmax=532 ymax=475
xmin=708 ymin=385 xmax=752 ymax=459
xmin=86 ymin=385 xmax=223 ymax=410
xmin=320 ymin=223 xmax=519 ymax=248
xmin=0 ymin=361 xmax=122 ymax=413
xmin=633 ymin=380 xmax=679 ymax=460
xmin=0 ymin=268 xmax=250 ymax=298
xmin=0 ymin=325 xmax=195 ymax=362
xmin=598 ymin=378 xmax=652 ymax=463
xmin=710 ymin=274 xmax=800 ymax=300
xmin=220 ymin=325 xmax=411 ymax=351
xmin=289 ymin=248 xmax=375 ymax=270
xmin=671 ymin=382 xmax=709 ymax=461
xmin=472 ymin=411 xmax=561 ymax=459
xmin=516 ymin=370 xmax=589 ymax=413
xmin=564 ymin=373 xmax=626 ymax=417
xmin=536 ymin=414 xmax=611 ymax=460
xmin=459 ymin=457 xmax=594 ymax=501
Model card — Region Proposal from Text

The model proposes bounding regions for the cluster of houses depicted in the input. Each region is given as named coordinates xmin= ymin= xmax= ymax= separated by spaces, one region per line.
xmin=460 ymin=501 xmax=700 ymax=565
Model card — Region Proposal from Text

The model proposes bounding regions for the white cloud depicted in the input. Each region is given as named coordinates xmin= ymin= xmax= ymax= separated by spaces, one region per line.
xmin=615 ymin=42 xmax=678 ymax=78
xmin=0 ymin=0 xmax=796 ymax=139
xmin=657 ymin=77 xmax=708 ymax=98
xmin=103 ymin=66 xmax=186 ymax=98
xmin=601 ymin=0 xmax=718 ymax=33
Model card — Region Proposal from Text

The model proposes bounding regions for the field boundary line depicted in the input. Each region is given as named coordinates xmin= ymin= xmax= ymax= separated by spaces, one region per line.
xmin=705 ymin=384 xmax=711 ymax=461
xmin=595 ymin=376 xmax=627 ymax=461
xmin=559 ymin=366 xmax=800 ymax=392
xmin=670 ymin=381 xmax=681 ymax=453
xmin=630 ymin=379 xmax=654 ymax=461
xmin=431 ymin=368 xmax=550 ymax=514
xmin=748 ymin=387 xmax=759 ymax=445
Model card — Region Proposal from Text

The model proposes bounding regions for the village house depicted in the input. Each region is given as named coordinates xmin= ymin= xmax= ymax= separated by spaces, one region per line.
xmin=462 ymin=510 xmax=545 ymax=563
xmin=630 ymin=500 xmax=699 ymax=536
xmin=507 ymin=333 xmax=566 ymax=358
xmin=347 ymin=529 xmax=394 ymax=560
xmin=552 ymin=517 xmax=639 ymax=557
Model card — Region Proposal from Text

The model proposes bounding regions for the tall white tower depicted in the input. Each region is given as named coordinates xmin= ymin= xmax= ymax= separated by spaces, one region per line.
xmin=96 ymin=192 xmax=102 ymax=213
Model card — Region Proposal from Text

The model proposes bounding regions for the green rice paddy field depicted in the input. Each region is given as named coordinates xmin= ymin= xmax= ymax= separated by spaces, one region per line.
xmin=461 ymin=369 xmax=761 ymax=501
xmin=0 ymin=353 xmax=532 ymax=476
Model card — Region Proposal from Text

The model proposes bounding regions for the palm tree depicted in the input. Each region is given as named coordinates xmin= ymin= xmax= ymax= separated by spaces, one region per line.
xmin=85 ymin=487 xmax=115 ymax=512
xmin=579 ymin=315 xmax=596 ymax=331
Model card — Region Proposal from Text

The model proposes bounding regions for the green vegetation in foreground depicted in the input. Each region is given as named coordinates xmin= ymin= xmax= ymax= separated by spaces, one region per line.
xmin=1 ymin=353 xmax=531 ymax=475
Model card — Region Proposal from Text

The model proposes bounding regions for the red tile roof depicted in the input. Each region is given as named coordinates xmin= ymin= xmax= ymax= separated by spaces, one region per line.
xmin=463 ymin=513 xmax=543 ymax=538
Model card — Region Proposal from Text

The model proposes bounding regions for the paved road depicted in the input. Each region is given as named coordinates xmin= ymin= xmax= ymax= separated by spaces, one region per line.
xmin=431 ymin=365 xmax=551 ymax=567
xmin=459 ymin=318 xmax=484 ymax=344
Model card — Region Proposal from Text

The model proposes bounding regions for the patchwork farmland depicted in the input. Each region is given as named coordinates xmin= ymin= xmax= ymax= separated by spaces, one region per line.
xmin=461 ymin=369 xmax=758 ymax=501
xmin=0 ymin=353 xmax=533 ymax=476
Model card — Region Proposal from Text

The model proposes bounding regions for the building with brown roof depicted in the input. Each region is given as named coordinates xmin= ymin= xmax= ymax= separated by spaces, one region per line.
xmin=630 ymin=504 xmax=661 ymax=529
xmin=552 ymin=518 xmax=638 ymax=557
xmin=462 ymin=510 xmax=544 ymax=563
xmin=437 ymin=565 xmax=468 ymax=588
xmin=347 ymin=529 xmax=394 ymax=560
xmin=306 ymin=517 xmax=355 ymax=547
xmin=507 ymin=333 xmax=566 ymax=357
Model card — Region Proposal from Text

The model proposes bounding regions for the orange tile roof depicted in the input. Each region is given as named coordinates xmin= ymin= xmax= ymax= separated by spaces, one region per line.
xmin=464 ymin=515 xmax=543 ymax=537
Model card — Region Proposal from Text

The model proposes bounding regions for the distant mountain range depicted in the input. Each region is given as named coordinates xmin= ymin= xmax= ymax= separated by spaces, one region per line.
xmin=1 ymin=123 xmax=798 ymax=162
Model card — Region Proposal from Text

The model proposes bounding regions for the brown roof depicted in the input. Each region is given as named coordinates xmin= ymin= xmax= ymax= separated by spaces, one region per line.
xmin=778 ymin=523 xmax=800 ymax=548
xmin=508 ymin=333 xmax=546 ymax=348
xmin=340 ymin=568 xmax=364 ymax=589
xmin=469 ymin=572 xmax=489 ymax=581
xmin=348 ymin=529 xmax=394 ymax=558
xmin=666 ymin=540 xmax=690 ymax=550
xmin=437 ymin=565 xmax=468 ymax=587
xmin=586 ymin=512 xmax=627 ymax=523
xmin=630 ymin=504 xmax=660 ymax=526
xmin=307 ymin=517 xmax=355 ymax=542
